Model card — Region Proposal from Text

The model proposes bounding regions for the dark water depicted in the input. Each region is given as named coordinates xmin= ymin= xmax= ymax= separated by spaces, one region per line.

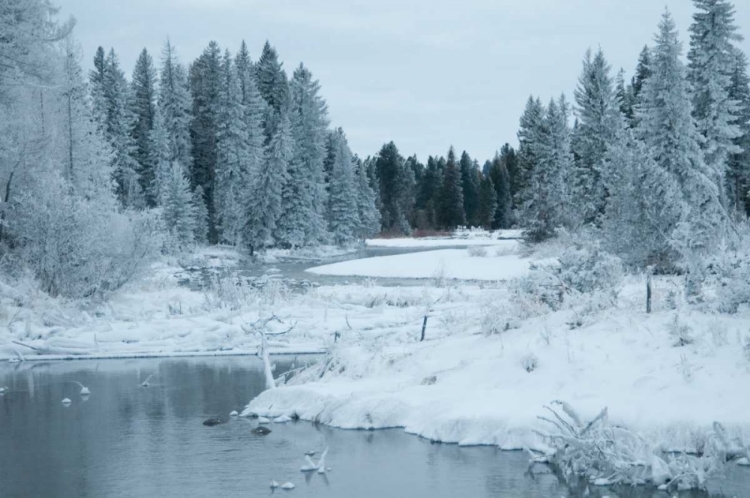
xmin=1 ymin=357 xmax=747 ymax=498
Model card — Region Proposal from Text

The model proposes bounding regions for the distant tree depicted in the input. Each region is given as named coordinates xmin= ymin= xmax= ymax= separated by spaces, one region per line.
xmin=158 ymin=40 xmax=193 ymax=171
xmin=438 ymin=147 xmax=465 ymax=229
xmin=477 ymin=175 xmax=497 ymax=230
xmin=727 ymin=48 xmax=750 ymax=214
xmin=256 ymin=41 xmax=290 ymax=115
xmin=327 ymin=129 xmax=360 ymax=244
xmin=375 ymin=142 xmax=414 ymax=234
xmin=354 ymin=155 xmax=381 ymax=239
xmin=516 ymin=97 xmax=545 ymax=211
xmin=459 ymin=151 xmax=480 ymax=226
xmin=192 ymin=185 xmax=209 ymax=245
xmin=161 ymin=161 xmax=197 ymax=250
xmin=489 ymin=152 xmax=512 ymax=229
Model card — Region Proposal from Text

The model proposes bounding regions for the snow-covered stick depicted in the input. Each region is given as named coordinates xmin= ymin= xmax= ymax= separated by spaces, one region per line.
xmin=242 ymin=315 xmax=297 ymax=391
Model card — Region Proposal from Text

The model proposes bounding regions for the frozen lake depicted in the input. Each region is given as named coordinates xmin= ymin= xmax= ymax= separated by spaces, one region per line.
xmin=0 ymin=357 xmax=747 ymax=497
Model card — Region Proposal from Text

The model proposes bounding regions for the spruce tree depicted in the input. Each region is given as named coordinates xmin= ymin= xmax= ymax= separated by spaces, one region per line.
xmin=489 ymin=153 xmax=512 ymax=229
xmin=149 ymin=105 xmax=171 ymax=204
xmin=688 ymin=0 xmax=743 ymax=207
xmin=327 ymin=129 xmax=360 ymax=244
xmin=235 ymin=40 xmax=265 ymax=181
xmin=158 ymin=40 xmax=192 ymax=171
xmin=355 ymin=155 xmax=381 ymax=239
xmin=438 ymin=147 xmax=465 ymax=229
xmin=192 ymin=185 xmax=209 ymax=245
xmin=161 ymin=162 xmax=196 ymax=251
xmin=459 ymin=151 xmax=480 ymax=226
xmin=130 ymin=48 xmax=157 ymax=206
xmin=516 ymin=97 xmax=544 ymax=212
xmin=256 ymin=41 xmax=289 ymax=117
xmin=638 ymin=9 xmax=728 ymax=294
xmin=727 ymin=48 xmax=750 ymax=214
xmin=374 ymin=142 xmax=414 ymax=234
xmin=215 ymin=50 xmax=252 ymax=245
xmin=278 ymin=63 xmax=329 ymax=247
xmin=246 ymin=113 xmax=292 ymax=251
xmin=477 ymin=175 xmax=497 ymax=230
xmin=189 ymin=41 xmax=222 ymax=243
xmin=571 ymin=48 xmax=621 ymax=226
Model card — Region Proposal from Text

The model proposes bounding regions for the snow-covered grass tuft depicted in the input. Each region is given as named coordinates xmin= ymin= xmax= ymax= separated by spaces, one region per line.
xmin=667 ymin=314 xmax=694 ymax=347
xmin=529 ymin=401 xmax=749 ymax=491
xmin=521 ymin=352 xmax=538 ymax=372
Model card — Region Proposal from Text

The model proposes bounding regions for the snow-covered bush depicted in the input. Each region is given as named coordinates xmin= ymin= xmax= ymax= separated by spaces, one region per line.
xmin=667 ymin=314 xmax=694 ymax=347
xmin=521 ymin=352 xmax=538 ymax=372
xmin=529 ymin=401 xmax=749 ymax=491
xmin=509 ymin=266 xmax=564 ymax=315
xmin=467 ymin=246 xmax=487 ymax=257
xmin=10 ymin=173 xmax=161 ymax=298
xmin=557 ymin=243 xmax=623 ymax=295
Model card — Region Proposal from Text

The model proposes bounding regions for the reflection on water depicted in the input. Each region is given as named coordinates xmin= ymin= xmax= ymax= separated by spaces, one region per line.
xmin=0 ymin=357 xmax=747 ymax=498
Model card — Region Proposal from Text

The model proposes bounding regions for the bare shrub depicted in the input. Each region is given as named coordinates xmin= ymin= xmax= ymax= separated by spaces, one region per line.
xmin=521 ymin=353 xmax=538 ymax=372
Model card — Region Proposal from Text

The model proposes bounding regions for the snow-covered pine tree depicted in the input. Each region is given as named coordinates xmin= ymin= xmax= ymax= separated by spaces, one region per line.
xmin=256 ymin=41 xmax=290 ymax=115
xmin=161 ymin=162 xmax=196 ymax=251
xmin=277 ymin=63 xmax=329 ymax=247
xmin=215 ymin=49 xmax=251 ymax=245
xmin=637 ymin=9 xmax=729 ymax=295
xmin=192 ymin=185 xmax=209 ymax=245
xmin=235 ymin=40 xmax=265 ymax=182
xmin=571 ymin=48 xmax=621 ymax=226
xmin=603 ymin=128 xmax=683 ymax=270
xmin=516 ymin=97 xmax=545 ymax=212
xmin=688 ymin=0 xmax=743 ymax=208
xmin=374 ymin=142 xmax=414 ymax=234
xmin=459 ymin=151 xmax=480 ymax=226
xmin=130 ymin=48 xmax=157 ymax=206
xmin=727 ymin=48 xmax=750 ymax=214
xmin=438 ymin=147 xmax=465 ymax=229
xmin=489 ymin=150 xmax=512 ymax=229
xmin=354 ymin=154 xmax=381 ymax=239
xmin=189 ymin=41 xmax=222 ymax=243
xmin=627 ymin=46 xmax=652 ymax=128
xmin=245 ymin=112 xmax=292 ymax=252
xmin=149 ymin=105 xmax=171 ymax=204
xmin=327 ymin=129 xmax=360 ymax=245
xmin=158 ymin=40 xmax=193 ymax=171
xmin=477 ymin=174 xmax=497 ymax=230
xmin=89 ymin=48 xmax=142 ymax=208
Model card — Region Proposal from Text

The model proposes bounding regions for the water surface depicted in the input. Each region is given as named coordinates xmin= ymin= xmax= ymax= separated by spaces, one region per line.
xmin=1 ymin=357 xmax=747 ymax=497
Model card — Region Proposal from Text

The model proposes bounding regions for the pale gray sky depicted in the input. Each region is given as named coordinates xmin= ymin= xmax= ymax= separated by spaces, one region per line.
xmin=55 ymin=0 xmax=750 ymax=163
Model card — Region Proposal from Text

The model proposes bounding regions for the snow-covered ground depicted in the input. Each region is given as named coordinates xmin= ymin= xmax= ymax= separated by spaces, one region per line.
xmin=2 ymin=241 xmax=749 ymax=463
xmin=307 ymin=242 xmax=538 ymax=281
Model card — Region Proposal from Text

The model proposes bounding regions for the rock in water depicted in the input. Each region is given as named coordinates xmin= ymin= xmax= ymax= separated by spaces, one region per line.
xmin=281 ymin=482 xmax=295 ymax=490
xmin=251 ymin=426 xmax=272 ymax=436
xmin=203 ymin=418 xmax=223 ymax=426
xmin=229 ymin=410 xmax=239 ymax=417
xmin=61 ymin=398 xmax=72 ymax=406
xmin=274 ymin=415 xmax=292 ymax=423
xmin=257 ymin=416 xmax=271 ymax=424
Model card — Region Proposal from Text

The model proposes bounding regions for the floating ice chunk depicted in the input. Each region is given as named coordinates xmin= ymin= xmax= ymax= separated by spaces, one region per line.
xmin=274 ymin=415 xmax=292 ymax=423
xmin=74 ymin=381 xmax=90 ymax=395
xmin=229 ymin=411 xmax=239 ymax=417
xmin=270 ymin=480 xmax=280 ymax=489
xmin=257 ymin=417 xmax=270 ymax=424
xmin=62 ymin=398 xmax=72 ymax=405
xmin=281 ymin=482 xmax=295 ymax=490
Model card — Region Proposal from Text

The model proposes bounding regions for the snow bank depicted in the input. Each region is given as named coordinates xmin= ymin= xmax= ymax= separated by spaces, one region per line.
xmin=243 ymin=282 xmax=750 ymax=454
xmin=307 ymin=246 xmax=538 ymax=281
xmin=366 ymin=230 xmax=522 ymax=248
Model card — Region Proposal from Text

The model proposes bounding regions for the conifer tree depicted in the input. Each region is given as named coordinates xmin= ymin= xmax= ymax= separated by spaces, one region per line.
xmin=477 ymin=175 xmax=497 ymax=230
xmin=355 ymin=155 xmax=381 ymax=239
xmin=158 ymin=40 xmax=192 ymax=171
xmin=192 ymin=185 xmax=209 ymax=245
xmin=727 ymin=48 xmax=750 ymax=214
xmin=375 ymin=142 xmax=414 ymax=233
xmin=130 ymin=48 xmax=157 ymax=206
xmin=327 ymin=129 xmax=360 ymax=244
xmin=278 ymin=63 xmax=329 ymax=247
xmin=235 ymin=40 xmax=265 ymax=180
xmin=161 ymin=162 xmax=196 ymax=250
xmin=459 ymin=151 xmax=480 ymax=226
xmin=189 ymin=41 xmax=222 ymax=242
xmin=516 ymin=97 xmax=545 ymax=210
xmin=638 ymin=9 xmax=728 ymax=294
xmin=256 ymin=41 xmax=290 ymax=115
xmin=215 ymin=49 xmax=251 ymax=245
xmin=246 ymin=113 xmax=292 ymax=251
xmin=438 ymin=147 xmax=465 ymax=229
xmin=149 ymin=105 xmax=171 ymax=204
xmin=571 ymin=48 xmax=621 ymax=226
xmin=489 ymin=152 xmax=512 ymax=229
xmin=688 ymin=0 xmax=743 ymax=206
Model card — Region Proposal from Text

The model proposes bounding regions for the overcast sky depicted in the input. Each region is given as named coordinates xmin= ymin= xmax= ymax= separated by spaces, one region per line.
xmin=55 ymin=0 xmax=750 ymax=164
